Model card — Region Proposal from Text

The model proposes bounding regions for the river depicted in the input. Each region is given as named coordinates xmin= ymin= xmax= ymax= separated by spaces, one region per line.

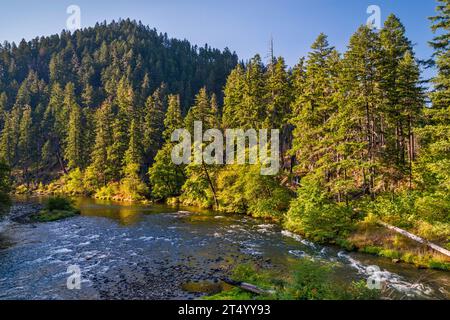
xmin=0 ymin=197 xmax=448 ymax=300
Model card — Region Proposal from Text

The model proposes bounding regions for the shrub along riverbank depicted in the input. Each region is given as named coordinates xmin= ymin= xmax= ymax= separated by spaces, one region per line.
xmin=15 ymin=179 xmax=450 ymax=271
xmin=284 ymin=180 xmax=450 ymax=271
xmin=7 ymin=4 xmax=450 ymax=272
xmin=29 ymin=196 xmax=80 ymax=222
xmin=204 ymin=261 xmax=380 ymax=300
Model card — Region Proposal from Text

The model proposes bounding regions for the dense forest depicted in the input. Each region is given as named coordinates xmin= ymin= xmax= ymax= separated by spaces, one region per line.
xmin=0 ymin=2 xmax=449 ymax=268
xmin=0 ymin=18 xmax=238 ymax=184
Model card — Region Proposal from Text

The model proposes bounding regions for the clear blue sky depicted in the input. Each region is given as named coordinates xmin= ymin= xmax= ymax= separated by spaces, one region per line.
xmin=0 ymin=0 xmax=438 ymax=78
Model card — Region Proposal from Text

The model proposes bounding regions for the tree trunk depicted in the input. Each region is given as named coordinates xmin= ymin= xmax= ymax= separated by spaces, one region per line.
xmin=202 ymin=161 xmax=219 ymax=209
xmin=378 ymin=221 xmax=450 ymax=258
xmin=220 ymin=278 xmax=274 ymax=295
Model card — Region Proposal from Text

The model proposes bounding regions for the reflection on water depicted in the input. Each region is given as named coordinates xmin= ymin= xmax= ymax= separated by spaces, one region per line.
xmin=0 ymin=196 xmax=448 ymax=300
xmin=73 ymin=198 xmax=214 ymax=226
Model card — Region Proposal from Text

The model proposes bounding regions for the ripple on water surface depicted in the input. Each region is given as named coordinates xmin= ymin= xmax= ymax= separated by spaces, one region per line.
xmin=0 ymin=199 xmax=448 ymax=300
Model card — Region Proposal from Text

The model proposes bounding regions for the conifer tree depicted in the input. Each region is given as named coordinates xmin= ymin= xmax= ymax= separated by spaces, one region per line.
xmin=149 ymin=94 xmax=186 ymax=199
xmin=0 ymin=93 xmax=7 ymax=130
xmin=149 ymin=143 xmax=186 ymax=199
xmin=0 ymin=160 xmax=10 ymax=206
xmin=18 ymin=105 xmax=33 ymax=177
xmin=397 ymin=51 xmax=424 ymax=188
xmin=429 ymin=0 xmax=450 ymax=109
xmin=124 ymin=119 xmax=143 ymax=169
xmin=209 ymin=93 xmax=221 ymax=129
xmin=109 ymin=77 xmax=134 ymax=179
xmin=86 ymin=101 xmax=113 ymax=188
xmin=185 ymin=87 xmax=217 ymax=131
xmin=0 ymin=114 xmax=13 ymax=165
xmin=222 ymin=57 xmax=266 ymax=130
xmin=122 ymin=118 xmax=148 ymax=199
xmin=242 ymin=55 xmax=267 ymax=129
xmin=62 ymin=82 xmax=78 ymax=140
xmin=140 ymin=73 xmax=151 ymax=106
xmin=65 ymin=98 xmax=84 ymax=170
xmin=380 ymin=15 xmax=415 ymax=176
xmin=82 ymin=84 xmax=94 ymax=108
xmin=142 ymin=84 xmax=167 ymax=164
xmin=265 ymin=57 xmax=292 ymax=130
xmin=42 ymin=83 xmax=66 ymax=173
xmin=415 ymin=0 xmax=450 ymax=197
xmin=183 ymin=88 xmax=221 ymax=208
xmin=222 ymin=64 xmax=245 ymax=128
xmin=265 ymin=56 xmax=292 ymax=161
xmin=163 ymin=94 xmax=183 ymax=141
xmin=291 ymin=34 xmax=340 ymax=183
xmin=337 ymin=26 xmax=382 ymax=198
xmin=1 ymin=106 xmax=22 ymax=167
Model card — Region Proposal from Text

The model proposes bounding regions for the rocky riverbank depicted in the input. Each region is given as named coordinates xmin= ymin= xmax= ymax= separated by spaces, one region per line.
xmin=3 ymin=202 xmax=43 ymax=224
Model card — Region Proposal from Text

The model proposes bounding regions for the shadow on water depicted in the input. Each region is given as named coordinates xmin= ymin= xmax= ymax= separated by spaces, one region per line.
xmin=0 ymin=196 xmax=448 ymax=300
xmin=74 ymin=197 xmax=221 ymax=226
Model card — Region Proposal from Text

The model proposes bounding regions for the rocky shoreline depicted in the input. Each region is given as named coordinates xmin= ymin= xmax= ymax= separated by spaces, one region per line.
xmin=2 ymin=202 xmax=43 ymax=224
xmin=0 ymin=201 xmax=271 ymax=300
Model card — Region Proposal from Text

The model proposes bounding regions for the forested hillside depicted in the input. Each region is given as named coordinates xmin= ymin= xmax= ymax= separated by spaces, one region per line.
xmin=0 ymin=19 xmax=238 ymax=183
xmin=0 ymin=2 xmax=449 ymax=269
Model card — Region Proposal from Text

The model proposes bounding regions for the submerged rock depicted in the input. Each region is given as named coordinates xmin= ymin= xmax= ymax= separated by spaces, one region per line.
xmin=8 ymin=203 xmax=43 ymax=223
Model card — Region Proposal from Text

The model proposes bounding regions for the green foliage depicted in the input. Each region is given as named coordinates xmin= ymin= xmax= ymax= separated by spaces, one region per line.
xmin=265 ymin=57 xmax=292 ymax=129
xmin=123 ymin=119 xmax=143 ymax=172
xmin=203 ymin=288 xmax=255 ymax=301
xmin=142 ymin=84 xmax=167 ymax=162
xmin=63 ymin=168 xmax=85 ymax=195
xmin=44 ymin=196 xmax=76 ymax=212
xmin=280 ymin=260 xmax=380 ymax=300
xmin=185 ymin=87 xmax=219 ymax=131
xmin=364 ymin=191 xmax=450 ymax=237
xmin=379 ymin=249 xmax=402 ymax=260
xmin=149 ymin=144 xmax=186 ymax=199
xmin=35 ymin=196 xmax=80 ymax=222
xmin=280 ymin=260 xmax=334 ymax=300
xmin=222 ymin=55 xmax=272 ymax=130
xmin=33 ymin=209 xmax=80 ymax=222
xmin=207 ymin=261 xmax=380 ymax=301
xmin=18 ymin=105 xmax=33 ymax=169
xmin=364 ymin=193 xmax=417 ymax=228
xmin=0 ymin=20 xmax=237 ymax=185
xmin=360 ymin=246 xmax=382 ymax=255
xmin=335 ymin=238 xmax=356 ymax=251
xmin=414 ymin=193 xmax=450 ymax=223
xmin=429 ymin=0 xmax=450 ymax=109
xmin=181 ymin=161 xmax=217 ymax=209
xmin=360 ymin=245 xmax=450 ymax=271
xmin=0 ymin=161 xmax=11 ymax=207
xmin=163 ymin=94 xmax=184 ymax=141
xmin=290 ymin=34 xmax=344 ymax=197
xmin=230 ymin=264 xmax=275 ymax=289
xmin=415 ymin=220 xmax=450 ymax=242
xmin=64 ymin=83 xmax=85 ymax=170
xmin=428 ymin=260 xmax=450 ymax=271
xmin=285 ymin=178 xmax=355 ymax=242
xmin=0 ymin=10 xmax=447 ymax=273
xmin=222 ymin=65 xmax=246 ymax=129
xmin=95 ymin=183 xmax=119 ymax=201
xmin=88 ymin=101 xmax=114 ymax=187
xmin=148 ymin=96 xmax=186 ymax=200
xmin=217 ymin=165 xmax=292 ymax=219
xmin=109 ymin=77 xmax=133 ymax=180
xmin=181 ymin=88 xmax=221 ymax=208
xmin=120 ymin=162 xmax=149 ymax=201
xmin=240 ymin=55 xmax=267 ymax=130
